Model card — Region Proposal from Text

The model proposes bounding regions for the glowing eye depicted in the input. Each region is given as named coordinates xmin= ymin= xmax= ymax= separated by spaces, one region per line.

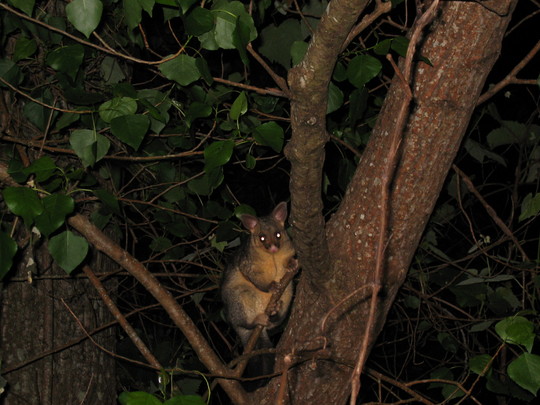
xmin=276 ymin=232 xmax=281 ymax=239
xmin=259 ymin=235 xmax=266 ymax=242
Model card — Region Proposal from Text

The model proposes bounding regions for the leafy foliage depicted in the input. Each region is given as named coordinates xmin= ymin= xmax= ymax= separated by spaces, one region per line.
xmin=0 ymin=0 xmax=538 ymax=403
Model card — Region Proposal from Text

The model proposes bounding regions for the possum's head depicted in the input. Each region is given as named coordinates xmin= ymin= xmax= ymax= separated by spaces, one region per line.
xmin=240 ymin=202 xmax=288 ymax=254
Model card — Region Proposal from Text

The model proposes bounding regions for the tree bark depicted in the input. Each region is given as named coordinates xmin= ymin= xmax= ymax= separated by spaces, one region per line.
xmin=264 ymin=1 xmax=518 ymax=404
xmin=0 ymin=240 xmax=117 ymax=405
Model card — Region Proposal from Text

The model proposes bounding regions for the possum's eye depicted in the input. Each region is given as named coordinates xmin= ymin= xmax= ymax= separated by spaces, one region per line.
xmin=275 ymin=232 xmax=281 ymax=239
xmin=259 ymin=234 xmax=266 ymax=243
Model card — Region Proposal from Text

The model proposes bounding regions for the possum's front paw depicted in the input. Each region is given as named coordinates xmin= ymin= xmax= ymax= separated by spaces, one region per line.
xmin=287 ymin=257 xmax=299 ymax=272
xmin=253 ymin=313 xmax=270 ymax=327
xmin=266 ymin=299 xmax=282 ymax=318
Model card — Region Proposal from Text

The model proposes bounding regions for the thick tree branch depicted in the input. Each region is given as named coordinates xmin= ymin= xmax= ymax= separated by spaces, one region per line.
xmin=66 ymin=214 xmax=248 ymax=404
xmin=285 ymin=0 xmax=370 ymax=276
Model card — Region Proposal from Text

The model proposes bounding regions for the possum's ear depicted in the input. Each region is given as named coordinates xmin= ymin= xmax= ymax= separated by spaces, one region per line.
xmin=239 ymin=214 xmax=259 ymax=233
xmin=272 ymin=202 xmax=288 ymax=225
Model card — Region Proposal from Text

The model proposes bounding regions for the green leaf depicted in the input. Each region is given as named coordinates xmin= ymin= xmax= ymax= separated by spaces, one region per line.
xmin=13 ymin=37 xmax=37 ymax=62
xmin=188 ymin=168 xmax=223 ymax=196
xmin=99 ymin=97 xmax=137 ymax=122
xmin=487 ymin=121 xmax=528 ymax=148
xmin=2 ymin=187 xmax=43 ymax=226
xmin=118 ymin=391 xmax=162 ymax=405
xmin=101 ymin=56 xmax=126 ymax=84
xmin=110 ymin=114 xmax=150 ymax=150
xmin=464 ymin=139 xmax=506 ymax=166
xmin=253 ymin=121 xmax=284 ymax=153
xmin=0 ymin=59 xmax=23 ymax=87
xmin=470 ymin=320 xmax=493 ymax=333
xmin=495 ymin=316 xmax=535 ymax=352
xmin=123 ymin=0 xmax=143 ymax=30
xmin=519 ymin=193 xmax=540 ymax=222
xmin=259 ymin=19 xmax=302 ymax=69
xmin=185 ymin=101 xmax=212 ymax=128
xmin=159 ymin=55 xmax=201 ymax=86
xmin=204 ymin=140 xmax=235 ymax=172
xmin=0 ymin=232 xmax=18 ymax=281
xmin=456 ymin=274 xmax=515 ymax=286
xmin=8 ymin=0 xmax=35 ymax=16
xmin=230 ymin=91 xmax=248 ymax=120
xmin=46 ymin=45 xmax=85 ymax=80
xmin=291 ymin=40 xmax=308 ymax=66
xmin=390 ymin=36 xmax=409 ymax=57
xmin=163 ymin=394 xmax=207 ymax=405
xmin=507 ymin=353 xmax=540 ymax=396
xmin=347 ymin=54 xmax=382 ymax=88
xmin=199 ymin=0 xmax=257 ymax=51
xmin=327 ymin=82 xmax=343 ymax=114
xmin=48 ymin=231 xmax=89 ymax=274
xmin=70 ymin=129 xmax=110 ymax=167
xmin=23 ymin=156 xmax=57 ymax=182
xmin=437 ymin=332 xmax=458 ymax=354
xmin=66 ymin=0 xmax=103 ymax=38
xmin=245 ymin=153 xmax=256 ymax=169
xmin=185 ymin=7 xmax=214 ymax=36
xmin=469 ymin=354 xmax=493 ymax=376
xmin=94 ymin=189 xmax=121 ymax=215
xmin=373 ymin=38 xmax=392 ymax=56
xmin=35 ymin=194 xmax=75 ymax=236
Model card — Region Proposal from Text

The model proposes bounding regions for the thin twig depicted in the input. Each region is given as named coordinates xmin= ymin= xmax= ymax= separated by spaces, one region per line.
xmin=477 ymin=39 xmax=540 ymax=105
xmin=452 ymin=164 xmax=530 ymax=261
xmin=349 ymin=1 xmax=440 ymax=403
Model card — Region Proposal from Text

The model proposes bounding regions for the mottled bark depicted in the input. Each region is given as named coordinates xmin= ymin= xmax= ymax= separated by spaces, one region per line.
xmin=263 ymin=1 xmax=518 ymax=404
xmin=0 ymin=239 xmax=117 ymax=405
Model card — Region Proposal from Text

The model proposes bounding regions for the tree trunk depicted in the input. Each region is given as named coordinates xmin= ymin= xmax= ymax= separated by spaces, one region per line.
xmin=0 ymin=239 xmax=117 ymax=405
xmin=257 ymin=1 xmax=518 ymax=403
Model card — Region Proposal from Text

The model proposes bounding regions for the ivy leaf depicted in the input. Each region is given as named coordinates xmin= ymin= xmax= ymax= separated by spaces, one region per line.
xmin=230 ymin=91 xmax=248 ymax=120
xmin=48 ymin=231 xmax=89 ymax=274
xmin=35 ymin=194 xmax=75 ymax=237
xmin=2 ymin=187 xmax=43 ymax=226
xmin=327 ymin=82 xmax=344 ymax=114
xmin=66 ymin=0 xmax=103 ymax=38
xmin=159 ymin=55 xmax=201 ymax=86
xmin=184 ymin=7 xmax=214 ymax=36
xmin=259 ymin=19 xmax=302 ymax=69
xmin=99 ymin=97 xmax=137 ymax=123
xmin=163 ymin=394 xmax=207 ymax=405
xmin=70 ymin=129 xmax=110 ymax=167
xmin=204 ymin=140 xmax=235 ymax=172
xmin=94 ymin=189 xmax=121 ymax=215
xmin=0 ymin=232 xmax=18 ymax=281
xmin=253 ymin=122 xmax=284 ymax=153
xmin=13 ymin=37 xmax=37 ymax=62
xmin=185 ymin=101 xmax=212 ymax=128
xmin=118 ymin=391 xmax=162 ymax=405
xmin=291 ymin=40 xmax=308 ymax=66
xmin=23 ymin=156 xmax=57 ymax=182
xmin=188 ymin=168 xmax=223 ymax=196
xmin=469 ymin=354 xmax=493 ymax=376
xmin=507 ymin=353 xmax=540 ymax=396
xmin=495 ymin=316 xmax=535 ymax=352
xmin=46 ymin=45 xmax=85 ymax=80
xmin=123 ymin=0 xmax=142 ymax=30
xmin=8 ymin=0 xmax=35 ymax=16
xmin=347 ymin=54 xmax=382 ymax=88
xmin=199 ymin=0 xmax=257 ymax=51
xmin=519 ymin=193 xmax=540 ymax=222
xmin=0 ymin=59 xmax=23 ymax=87
xmin=110 ymin=114 xmax=150 ymax=150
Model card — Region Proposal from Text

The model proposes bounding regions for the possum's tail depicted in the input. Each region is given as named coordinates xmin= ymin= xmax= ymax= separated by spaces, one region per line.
xmin=238 ymin=328 xmax=275 ymax=390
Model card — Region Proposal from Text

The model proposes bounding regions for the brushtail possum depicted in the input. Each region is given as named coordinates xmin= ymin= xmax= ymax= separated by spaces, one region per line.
xmin=221 ymin=202 xmax=296 ymax=375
